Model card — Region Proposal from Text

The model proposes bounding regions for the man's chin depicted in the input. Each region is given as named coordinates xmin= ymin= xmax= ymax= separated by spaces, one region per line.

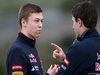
xmin=34 ymin=35 xmax=40 ymax=38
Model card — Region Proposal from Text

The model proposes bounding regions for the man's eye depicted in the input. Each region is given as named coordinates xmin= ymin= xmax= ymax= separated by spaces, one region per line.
xmin=34 ymin=20 xmax=39 ymax=22
xmin=41 ymin=20 xmax=43 ymax=22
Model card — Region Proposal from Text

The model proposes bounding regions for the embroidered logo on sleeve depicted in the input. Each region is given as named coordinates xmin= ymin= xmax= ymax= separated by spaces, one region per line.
xmin=12 ymin=71 xmax=23 ymax=75
xmin=12 ymin=65 xmax=23 ymax=70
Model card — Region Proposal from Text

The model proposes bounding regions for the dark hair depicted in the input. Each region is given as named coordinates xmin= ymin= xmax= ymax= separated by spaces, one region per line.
xmin=18 ymin=3 xmax=43 ymax=27
xmin=71 ymin=0 xmax=98 ymax=28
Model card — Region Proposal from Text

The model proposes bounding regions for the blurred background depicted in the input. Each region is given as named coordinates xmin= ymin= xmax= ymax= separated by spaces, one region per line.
xmin=0 ymin=0 xmax=100 ymax=75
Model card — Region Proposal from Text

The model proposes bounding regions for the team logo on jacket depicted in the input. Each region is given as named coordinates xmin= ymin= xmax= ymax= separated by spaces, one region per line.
xmin=29 ymin=53 xmax=37 ymax=63
xmin=97 ymin=53 xmax=100 ymax=60
xmin=95 ymin=62 xmax=100 ymax=71
xmin=95 ymin=53 xmax=100 ymax=71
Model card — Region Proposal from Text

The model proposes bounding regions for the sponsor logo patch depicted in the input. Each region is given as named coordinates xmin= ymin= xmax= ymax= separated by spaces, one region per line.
xmin=12 ymin=65 xmax=23 ymax=70
xmin=64 ymin=58 xmax=69 ymax=66
xmin=12 ymin=71 xmax=23 ymax=75
xmin=61 ymin=64 xmax=66 ymax=70
xmin=31 ymin=66 xmax=39 ymax=71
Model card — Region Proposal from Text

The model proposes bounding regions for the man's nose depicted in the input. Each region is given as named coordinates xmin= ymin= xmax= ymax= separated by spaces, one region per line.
xmin=38 ymin=22 xmax=42 ymax=28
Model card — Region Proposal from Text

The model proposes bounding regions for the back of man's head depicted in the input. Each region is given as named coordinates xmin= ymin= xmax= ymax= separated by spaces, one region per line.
xmin=71 ymin=0 xmax=98 ymax=28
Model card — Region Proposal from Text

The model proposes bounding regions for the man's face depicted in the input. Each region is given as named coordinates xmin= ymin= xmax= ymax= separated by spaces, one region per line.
xmin=22 ymin=13 xmax=43 ymax=39
xmin=72 ymin=16 xmax=80 ymax=38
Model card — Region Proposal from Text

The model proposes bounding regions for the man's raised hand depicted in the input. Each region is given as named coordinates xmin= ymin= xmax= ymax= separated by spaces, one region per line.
xmin=51 ymin=43 xmax=66 ymax=62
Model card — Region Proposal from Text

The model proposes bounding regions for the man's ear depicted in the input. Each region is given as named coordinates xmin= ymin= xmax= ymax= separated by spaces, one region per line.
xmin=21 ymin=18 xmax=27 ymax=27
xmin=77 ymin=18 xmax=83 ymax=27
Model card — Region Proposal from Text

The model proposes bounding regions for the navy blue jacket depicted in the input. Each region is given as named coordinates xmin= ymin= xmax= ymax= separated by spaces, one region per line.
xmin=57 ymin=28 xmax=100 ymax=75
xmin=6 ymin=32 xmax=43 ymax=75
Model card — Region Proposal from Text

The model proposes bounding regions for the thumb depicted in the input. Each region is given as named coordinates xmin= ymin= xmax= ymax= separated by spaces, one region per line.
xmin=49 ymin=65 xmax=53 ymax=69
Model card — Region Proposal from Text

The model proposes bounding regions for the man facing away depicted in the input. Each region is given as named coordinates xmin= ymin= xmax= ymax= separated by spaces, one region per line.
xmin=51 ymin=0 xmax=100 ymax=75
xmin=6 ymin=3 xmax=58 ymax=75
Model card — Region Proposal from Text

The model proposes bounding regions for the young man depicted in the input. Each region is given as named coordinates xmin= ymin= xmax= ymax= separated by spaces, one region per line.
xmin=6 ymin=3 xmax=58 ymax=75
xmin=51 ymin=0 xmax=100 ymax=75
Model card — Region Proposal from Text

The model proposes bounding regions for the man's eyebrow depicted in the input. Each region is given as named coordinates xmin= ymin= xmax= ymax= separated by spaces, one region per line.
xmin=35 ymin=18 xmax=43 ymax=20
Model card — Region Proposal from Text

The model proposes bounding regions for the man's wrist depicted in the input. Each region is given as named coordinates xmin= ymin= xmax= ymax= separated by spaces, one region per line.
xmin=62 ymin=55 xmax=66 ymax=63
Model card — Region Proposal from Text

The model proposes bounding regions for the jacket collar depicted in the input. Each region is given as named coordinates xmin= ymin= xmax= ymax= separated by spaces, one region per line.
xmin=17 ymin=32 xmax=36 ymax=48
xmin=77 ymin=28 xmax=100 ymax=41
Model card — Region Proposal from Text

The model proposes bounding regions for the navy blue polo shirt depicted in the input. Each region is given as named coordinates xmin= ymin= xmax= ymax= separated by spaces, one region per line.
xmin=6 ymin=32 xmax=43 ymax=75
xmin=57 ymin=28 xmax=100 ymax=75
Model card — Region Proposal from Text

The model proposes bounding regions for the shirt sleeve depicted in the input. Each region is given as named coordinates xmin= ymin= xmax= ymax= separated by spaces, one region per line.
xmin=6 ymin=48 xmax=27 ymax=75
xmin=57 ymin=46 xmax=82 ymax=75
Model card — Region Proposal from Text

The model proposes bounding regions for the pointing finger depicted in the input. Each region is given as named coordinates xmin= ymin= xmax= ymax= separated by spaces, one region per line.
xmin=51 ymin=43 xmax=61 ymax=50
